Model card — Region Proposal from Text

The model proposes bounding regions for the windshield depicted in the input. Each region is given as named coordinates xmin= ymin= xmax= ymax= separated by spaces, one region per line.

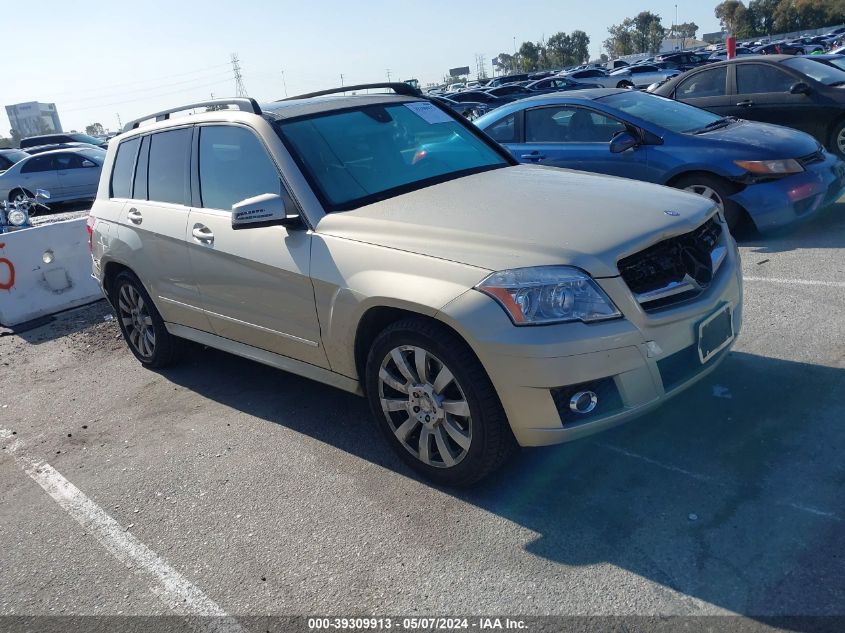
xmin=69 ymin=133 xmax=105 ymax=145
xmin=276 ymin=102 xmax=509 ymax=211
xmin=599 ymin=90 xmax=723 ymax=133
xmin=786 ymin=56 xmax=845 ymax=84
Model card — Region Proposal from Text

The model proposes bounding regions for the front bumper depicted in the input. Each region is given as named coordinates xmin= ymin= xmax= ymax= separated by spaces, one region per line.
xmin=730 ymin=152 xmax=845 ymax=232
xmin=437 ymin=240 xmax=743 ymax=447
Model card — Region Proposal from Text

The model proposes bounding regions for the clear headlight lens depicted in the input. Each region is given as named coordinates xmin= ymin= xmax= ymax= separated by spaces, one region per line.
xmin=734 ymin=159 xmax=803 ymax=175
xmin=7 ymin=209 xmax=28 ymax=226
xmin=475 ymin=266 xmax=622 ymax=326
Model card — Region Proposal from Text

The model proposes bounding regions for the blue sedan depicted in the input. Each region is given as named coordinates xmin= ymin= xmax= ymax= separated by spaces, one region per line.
xmin=475 ymin=88 xmax=845 ymax=232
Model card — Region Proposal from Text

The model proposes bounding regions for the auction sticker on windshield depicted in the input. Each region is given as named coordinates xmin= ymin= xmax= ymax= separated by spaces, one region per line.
xmin=404 ymin=102 xmax=453 ymax=124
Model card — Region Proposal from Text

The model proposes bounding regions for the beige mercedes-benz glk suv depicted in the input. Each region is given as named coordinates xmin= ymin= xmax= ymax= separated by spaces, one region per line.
xmin=89 ymin=84 xmax=742 ymax=486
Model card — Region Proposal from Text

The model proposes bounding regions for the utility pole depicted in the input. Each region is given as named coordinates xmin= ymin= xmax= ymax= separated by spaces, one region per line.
xmin=231 ymin=53 xmax=247 ymax=97
xmin=281 ymin=69 xmax=288 ymax=97
xmin=340 ymin=73 xmax=344 ymax=87
xmin=116 ymin=113 xmax=122 ymax=130
xmin=386 ymin=69 xmax=392 ymax=82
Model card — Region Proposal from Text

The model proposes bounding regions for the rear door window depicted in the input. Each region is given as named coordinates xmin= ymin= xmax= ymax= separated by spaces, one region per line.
xmin=21 ymin=155 xmax=55 ymax=173
xmin=676 ymin=66 xmax=728 ymax=98
xmin=110 ymin=137 xmax=140 ymax=199
xmin=147 ymin=128 xmax=192 ymax=205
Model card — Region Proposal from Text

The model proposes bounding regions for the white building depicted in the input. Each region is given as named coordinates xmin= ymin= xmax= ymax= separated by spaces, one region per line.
xmin=5 ymin=102 xmax=63 ymax=137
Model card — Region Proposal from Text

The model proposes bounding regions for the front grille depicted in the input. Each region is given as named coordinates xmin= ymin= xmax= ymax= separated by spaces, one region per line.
xmin=798 ymin=150 xmax=825 ymax=168
xmin=618 ymin=217 xmax=722 ymax=311
xmin=551 ymin=377 xmax=624 ymax=427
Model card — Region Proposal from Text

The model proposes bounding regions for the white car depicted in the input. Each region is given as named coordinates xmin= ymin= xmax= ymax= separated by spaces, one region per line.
xmin=607 ymin=64 xmax=682 ymax=89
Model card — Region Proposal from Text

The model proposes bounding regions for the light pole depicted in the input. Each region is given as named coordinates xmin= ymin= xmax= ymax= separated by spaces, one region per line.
xmin=281 ymin=69 xmax=288 ymax=97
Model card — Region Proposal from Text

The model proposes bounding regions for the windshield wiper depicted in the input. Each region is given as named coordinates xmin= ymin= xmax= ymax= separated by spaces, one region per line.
xmin=689 ymin=117 xmax=736 ymax=134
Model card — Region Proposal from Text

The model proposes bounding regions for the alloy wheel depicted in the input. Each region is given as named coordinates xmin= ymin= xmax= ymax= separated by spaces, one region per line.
xmin=117 ymin=283 xmax=156 ymax=359
xmin=684 ymin=184 xmax=725 ymax=212
xmin=377 ymin=345 xmax=472 ymax=469
xmin=836 ymin=126 xmax=845 ymax=156
xmin=12 ymin=192 xmax=31 ymax=213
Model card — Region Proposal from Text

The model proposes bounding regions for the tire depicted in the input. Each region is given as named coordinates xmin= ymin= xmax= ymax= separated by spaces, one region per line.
xmin=672 ymin=173 xmax=749 ymax=234
xmin=365 ymin=318 xmax=517 ymax=487
xmin=9 ymin=188 xmax=36 ymax=217
xmin=112 ymin=270 xmax=182 ymax=368
xmin=617 ymin=80 xmax=634 ymax=89
xmin=829 ymin=119 xmax=845 ymax=159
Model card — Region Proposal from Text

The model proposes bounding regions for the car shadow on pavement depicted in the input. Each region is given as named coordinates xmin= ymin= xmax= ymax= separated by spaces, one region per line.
xmin=738 ymin=202 xmax=845 ymax=253
xmin=160 ymin=346 xmax=845 ymax=622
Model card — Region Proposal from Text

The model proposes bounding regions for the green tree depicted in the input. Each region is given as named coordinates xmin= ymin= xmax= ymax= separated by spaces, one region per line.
xmin=748 ymin=0 xmax=780 ymax=35
xmin=604 ymin=18 xmax=636 ymax=56
xmin=495 ymin=53 xmax=514 ymax=74
xmin=519 ymin=41 xmax=541 ymax=71
xmin=570 ymin=30 xmax=591 ymax=64
xmin=546 ymin=32 xmax=573 ymax=67
xmin=715 ymin=0 xmax=751 ymax=35
xmin=633 ymin=11 xmax=667 ymax=53
xmin=85 ymin=123 xmax=105 ymax=137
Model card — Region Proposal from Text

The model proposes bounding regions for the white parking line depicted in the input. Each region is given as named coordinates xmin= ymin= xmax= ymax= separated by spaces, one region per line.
xmin=0 ymin=429 xmax=242 ymax=632
xmin=743 ymin=276 xmax=845 ymax=288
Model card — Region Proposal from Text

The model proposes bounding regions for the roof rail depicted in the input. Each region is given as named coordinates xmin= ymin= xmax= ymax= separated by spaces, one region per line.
xmin=280 ymin=82 xmax=422 ymax=101
xmin=122 ymin=98 xmax=263 ymax=132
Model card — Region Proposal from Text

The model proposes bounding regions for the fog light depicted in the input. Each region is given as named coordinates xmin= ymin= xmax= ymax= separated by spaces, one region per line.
xmin=42 ymin=250 xmax=54 ymax=264
xmin=569 ymin=391 xmax=598 ymax=414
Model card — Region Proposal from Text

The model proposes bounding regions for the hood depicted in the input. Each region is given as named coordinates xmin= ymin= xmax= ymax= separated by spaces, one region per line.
xmin=315 ymin=165 xmax=717 ymax=278
xmin=695 ymin=119 xmax=821 ymax=157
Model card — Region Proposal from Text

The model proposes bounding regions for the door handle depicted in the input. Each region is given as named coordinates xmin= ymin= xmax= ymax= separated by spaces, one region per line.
xmin=127 ymin=208 xmax=142 ymax=224
xmin=520 ymin=153 xmax=547 ymax=161
xmin=736 ymin=100 xmax=754 ymax=107
xmin=192 ymin=224 xmax=214 ymax=244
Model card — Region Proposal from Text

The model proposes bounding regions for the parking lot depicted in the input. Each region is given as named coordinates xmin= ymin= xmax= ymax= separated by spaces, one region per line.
xmin=1 ymin=198 xmax=843 ymax=630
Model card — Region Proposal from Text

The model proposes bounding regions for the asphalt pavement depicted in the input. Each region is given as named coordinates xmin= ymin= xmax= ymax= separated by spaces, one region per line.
xmin=1 ymin=203 xmax=844 ymax=632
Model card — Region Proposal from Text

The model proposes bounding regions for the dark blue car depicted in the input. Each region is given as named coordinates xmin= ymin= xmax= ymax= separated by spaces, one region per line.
xmin=475 ymin=88 xmax=845 ymax=232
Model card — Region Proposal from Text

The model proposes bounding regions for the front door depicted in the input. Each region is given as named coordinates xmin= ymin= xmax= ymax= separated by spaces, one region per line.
xmin=512 ymin=105 xmax=654 ymax=181
xmin=53 ymin=152 xmax=100 ymax=199
xmin=17 ymin=154 xmax=60 ymax=199
xmin=187 ymin=124 xmax=328 ymax=368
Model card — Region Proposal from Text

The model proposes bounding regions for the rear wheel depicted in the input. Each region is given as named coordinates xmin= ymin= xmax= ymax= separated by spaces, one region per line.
xmin=617 ymin=80 xmax=634 ymax=89
xmin=112 ymin=270 xmax=182 ymax=368
xmin=673 ymin=174 xmax=748 ymax=234
xmin=365 ymin=318 xmax=517 ymax=487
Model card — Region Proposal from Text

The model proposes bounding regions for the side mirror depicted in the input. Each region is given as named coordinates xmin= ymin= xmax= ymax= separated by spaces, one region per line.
xmin=610 ymin=131 xmax=640 ymax=154
xmin=36 ymin=189 xmax=51 ymax=199
xmin=790 ymin=82 xmax=811 ymax=95
xmin=231 ymin=193 xmax=302 ymax=230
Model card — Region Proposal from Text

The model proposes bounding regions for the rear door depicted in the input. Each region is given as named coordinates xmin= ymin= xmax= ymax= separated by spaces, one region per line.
xmin=18 ymin=154 xmax=61 ymax=198
xmin=516 ymin=104 xmax=655 ymax=181
xmin=113 ymin=128 xmax=210 ymax=332
xmin=672 ymin=65 xmax=733 ymax=115
xmin=187 ymin=123 xmax=328 ymax=367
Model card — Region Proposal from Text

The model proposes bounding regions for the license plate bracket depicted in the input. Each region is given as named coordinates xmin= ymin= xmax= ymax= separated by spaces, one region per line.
xmin=698 ymin=304 xmax=734 ymax=364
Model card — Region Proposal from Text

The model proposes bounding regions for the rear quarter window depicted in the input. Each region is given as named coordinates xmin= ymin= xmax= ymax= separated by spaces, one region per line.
xmin=110 ymin=137 xmax=140 ymax=199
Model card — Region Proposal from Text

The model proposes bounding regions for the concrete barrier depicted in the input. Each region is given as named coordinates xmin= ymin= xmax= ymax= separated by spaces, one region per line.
xmin=0 ymin=218 xmax=102 ymax=327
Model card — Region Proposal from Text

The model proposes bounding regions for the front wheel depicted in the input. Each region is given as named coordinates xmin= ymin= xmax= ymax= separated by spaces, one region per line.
xmin=365 ymin=318 xmax=517 ymax=487
xmin=673 ymin=174 xmax=749 ymax=234
xmin=617 ymin=80 xmax=634 ymax=89
xmin=112 ymin=270 xmax=182 ymax=368
xmin=9 ymin=189 xmax=35 ymax=216
xmin=829 ymin=119 xmax=845 ymax=159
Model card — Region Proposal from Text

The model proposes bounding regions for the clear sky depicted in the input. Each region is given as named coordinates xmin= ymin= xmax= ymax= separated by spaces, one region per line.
xmin=4 ymin=0 xmax=721 ymax=135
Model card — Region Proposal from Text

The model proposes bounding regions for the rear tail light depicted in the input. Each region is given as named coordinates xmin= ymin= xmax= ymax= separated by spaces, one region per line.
xmin=86 ymin=214 xmax=96 ymax=250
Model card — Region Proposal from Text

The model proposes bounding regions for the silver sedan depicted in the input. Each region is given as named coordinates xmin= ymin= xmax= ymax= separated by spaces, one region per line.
xmin=606 ymin=64 xmax=682 ymax=89
xmin=0 ymin=147 xmax=105 ymax=210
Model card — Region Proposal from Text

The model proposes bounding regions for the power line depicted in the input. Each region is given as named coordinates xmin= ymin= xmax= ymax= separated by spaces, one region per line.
xmin=61 ymin=77 xmax=233 ymax=112
xmin=58 ymin=70 xmax=233 ymax=106
xmin=45 ymin=62 xmax=233 ymax=99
